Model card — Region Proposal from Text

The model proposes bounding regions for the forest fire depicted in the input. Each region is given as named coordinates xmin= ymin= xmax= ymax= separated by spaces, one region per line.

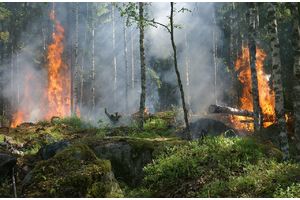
xmin=11 ymin=10 xmax=71 ymax=127
xmin=46 ymin=10 xmax=70 ymax=119
xmin=231 ymin=46 xmax=276 ymax=131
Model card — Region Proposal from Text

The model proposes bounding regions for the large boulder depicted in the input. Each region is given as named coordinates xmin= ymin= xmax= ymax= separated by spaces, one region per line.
xmin=92 ymin=141 xmax=152 ymax=186
xmin=86 ymin=137 xmax=184 ymax=186
xmin=22 ymin=144 xmax=123 ymax=198
xmin=0 ymin=153 xmax=17 ymax=181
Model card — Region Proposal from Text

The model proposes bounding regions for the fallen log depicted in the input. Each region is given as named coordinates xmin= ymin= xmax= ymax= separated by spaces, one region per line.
xmin=208 ymin=104 xmax=275 ymax=122
xmin=208 ymin=104 xmax=254 ymax=117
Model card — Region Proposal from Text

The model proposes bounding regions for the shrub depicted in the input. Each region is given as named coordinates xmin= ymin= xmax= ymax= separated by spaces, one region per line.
xmin=142 ymin=136 xmax=298 ymax=197
xmin=54 ymin=116 xmax=93 ymax=132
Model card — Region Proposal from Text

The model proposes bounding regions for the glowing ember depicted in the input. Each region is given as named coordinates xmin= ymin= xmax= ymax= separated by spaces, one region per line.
xmin=231 ymin=45 xmax=275 ymax=131
xmin=11 ymin=111 xmax=25 ymax=128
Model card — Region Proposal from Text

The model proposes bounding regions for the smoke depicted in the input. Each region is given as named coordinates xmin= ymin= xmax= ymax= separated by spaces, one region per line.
xmin=145 ymin=2 xmax=223 ymax=115
xmin=1 ymin=2 xmax=226 ymax=126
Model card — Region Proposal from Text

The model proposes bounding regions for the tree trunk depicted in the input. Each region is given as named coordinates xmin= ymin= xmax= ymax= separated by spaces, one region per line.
xmin=184 ymin=32 xmax=191 ymax=113
xmin=10 ymin=43 xmax=14 ymax=110
xmin=212 ymin=10 xmax=218 ymax=105
xmin=229 ymin=3 xmax=238 ymax=106
xmin=91 ymin=4 xmax=96 ymax=112
xmin=267 ymin=2 xmax=289 ymax=160
xmin=248 ymin=2 xmax=262 ymax=132
xmin=123 ymin=19 xmax=129 ymax=113
xmin=291 ymin=3 xmax=300 ymax=151
xmin=138 ymin=2 xmax=146 ymax=129
xmin=170 ymin=2 xmax=191 ymax=140
xmin=209 ymin=104 xmax=254 ymax=117
xmin=73 ymin=2 xmax=79 ymax=116
xmin=112 ymin=4 xmax=117 ymax=105
xmin=80 ymin=3 xmax=89 ymax=111
xmin=16 ymin=52 xmax=19 ymax=105
xmin=131 ymin=27 xmax=135 ymax=89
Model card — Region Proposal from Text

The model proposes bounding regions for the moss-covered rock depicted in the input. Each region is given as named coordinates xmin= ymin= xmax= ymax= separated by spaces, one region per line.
xmin=83 ymin=136 xmax=184 ymax=186
xmin=22 ymin=144 xmax=123 ymax=197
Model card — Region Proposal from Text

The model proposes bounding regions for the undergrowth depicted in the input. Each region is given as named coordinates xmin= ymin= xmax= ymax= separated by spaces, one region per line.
xmin=132 ymin=136 xmax=300 ymax=198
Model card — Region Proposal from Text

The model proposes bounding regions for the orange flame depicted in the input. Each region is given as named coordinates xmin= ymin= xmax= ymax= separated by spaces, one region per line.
xmin=46 ymin=10 xmax=70 ymax=118
xmin=231 ymin=45 xmax=275 ymax=131
xmin=11 ymin=10 xmax=72 ymax=127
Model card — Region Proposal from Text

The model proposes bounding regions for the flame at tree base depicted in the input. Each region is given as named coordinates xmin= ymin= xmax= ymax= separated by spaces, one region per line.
xmin=11 ymin=10 xmax=72 ymax=128
xmin=230 ymin=46 xmax=276 ymax=132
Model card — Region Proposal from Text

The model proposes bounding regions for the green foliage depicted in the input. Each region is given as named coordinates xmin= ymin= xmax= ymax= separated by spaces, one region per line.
xmin=54 ymin=116 xmax=93 ymax=132
xmin=274 ymin=183 xmax=300 ymax=198
xmin=147 ymin=68 xmax=162 ymax=88
xmin=0 ymin=31 xmax=9 ymax=42
xmin=141 ymin=136 xmax=298 ymax=197
xmin=0 ymin=4 xmax=11 ymax=21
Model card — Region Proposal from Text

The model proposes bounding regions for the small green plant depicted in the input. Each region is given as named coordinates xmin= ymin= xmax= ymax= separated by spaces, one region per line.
xmin=141 ymin=136 xmax=299 ymax=197
xmin=54 ymin=116 xmax=93 ymax=132
xmin=274 ymin=183 xmax=300 ymax=198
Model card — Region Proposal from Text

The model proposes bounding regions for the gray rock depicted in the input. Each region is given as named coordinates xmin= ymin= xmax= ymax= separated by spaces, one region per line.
xmin=38 ymin=140 xmax=70 ymax=160
xmin=0 ymin=153 xmax=17 ymax=181
xmin=92 ymin=141 xmax=152 ymax=186
xmin=177 ymin=118 xmax=237 ymax=139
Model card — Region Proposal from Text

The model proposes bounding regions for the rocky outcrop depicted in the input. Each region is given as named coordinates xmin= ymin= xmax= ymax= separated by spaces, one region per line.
xmin=86 ymin=137 xmax=183 ymax=186
xmin=92 ymin=141 xmax=152 ymax=186
xmin=22 ymin=144 xmax=123 ymax=198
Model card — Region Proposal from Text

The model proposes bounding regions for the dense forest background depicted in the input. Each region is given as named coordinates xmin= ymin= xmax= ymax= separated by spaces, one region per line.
xmin=0 ymin=2 xmax=298 ymax=125
xmin=2 ymin=2 xmax=300 ymax=198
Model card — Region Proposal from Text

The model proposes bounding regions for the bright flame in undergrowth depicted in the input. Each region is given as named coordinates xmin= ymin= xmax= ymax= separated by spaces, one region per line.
xmin=231 ymin=46 xmax=275 ymax=132
xmin=46 ymin=10 xmax=70 ymax=118
xmin=11 ymin=10 xmax=72 ymax=127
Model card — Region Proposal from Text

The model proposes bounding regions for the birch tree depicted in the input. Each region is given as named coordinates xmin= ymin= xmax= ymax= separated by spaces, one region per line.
xmin=267 ymin=2 xmax=289 ymax=160
xmin=248 ymin=2 xmax=262 ymax=132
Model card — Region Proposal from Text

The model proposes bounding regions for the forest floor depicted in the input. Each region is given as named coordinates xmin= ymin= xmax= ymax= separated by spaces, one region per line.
xmin=0 ymin=111 xmax=300 ymax=197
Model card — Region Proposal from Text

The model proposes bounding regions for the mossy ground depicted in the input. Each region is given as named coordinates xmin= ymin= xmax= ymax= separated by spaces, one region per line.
xmin=1 ymin=112 xmax=300 ymax=198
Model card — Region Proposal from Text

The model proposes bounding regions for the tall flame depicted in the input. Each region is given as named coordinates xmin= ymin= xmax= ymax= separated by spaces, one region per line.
xmin=231 ymin=45 xmax=275 ymax=131
xmin=46 ymin=10 xmax=70 ymax=118
xmin=11 ymin=10 xmax=71 ymax=127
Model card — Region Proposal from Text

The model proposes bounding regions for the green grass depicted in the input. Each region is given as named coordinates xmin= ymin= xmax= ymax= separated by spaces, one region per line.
xmin=135 ymin=136 xmax=300 ymax=198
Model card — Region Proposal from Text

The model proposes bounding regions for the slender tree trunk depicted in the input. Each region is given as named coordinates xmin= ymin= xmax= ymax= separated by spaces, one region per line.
xmin=131 ymin=27 xmax=135 ymax=89
xmin=73 ymin=2 xmax=79 ymax=116
xmin=10 ymin=44 xmax=14 ymax=110
xmin=91 ymin=4 xmax=96 ymax=112
xmin=291 ymin=3 xmax=300 ymax=150
xmin=112 ymin=4 xmax=117 ymax=105
xmin=138 ymin=2 xmax=146 ymax=129
xmin=267 ymin=3 xmax=289 ymax=160
xmin=248 ymin=2 xmax=262 ymax=132
xmin=170 ymin=2 xmax=191 ymax=140
xmin=212 ymin=10 xmax=218 ymax=105
xmin=123 ymin=19 xmax=129 ymax=113
xmin=184 ymin=32 xmax=191 ymax=113
xmin=80 ymin=3 xmax=89 ymax=110
xmin=16 ymin=52 xmax=19 ymax=105
xmin=229 ymin=2 xmax=238 ymax=106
